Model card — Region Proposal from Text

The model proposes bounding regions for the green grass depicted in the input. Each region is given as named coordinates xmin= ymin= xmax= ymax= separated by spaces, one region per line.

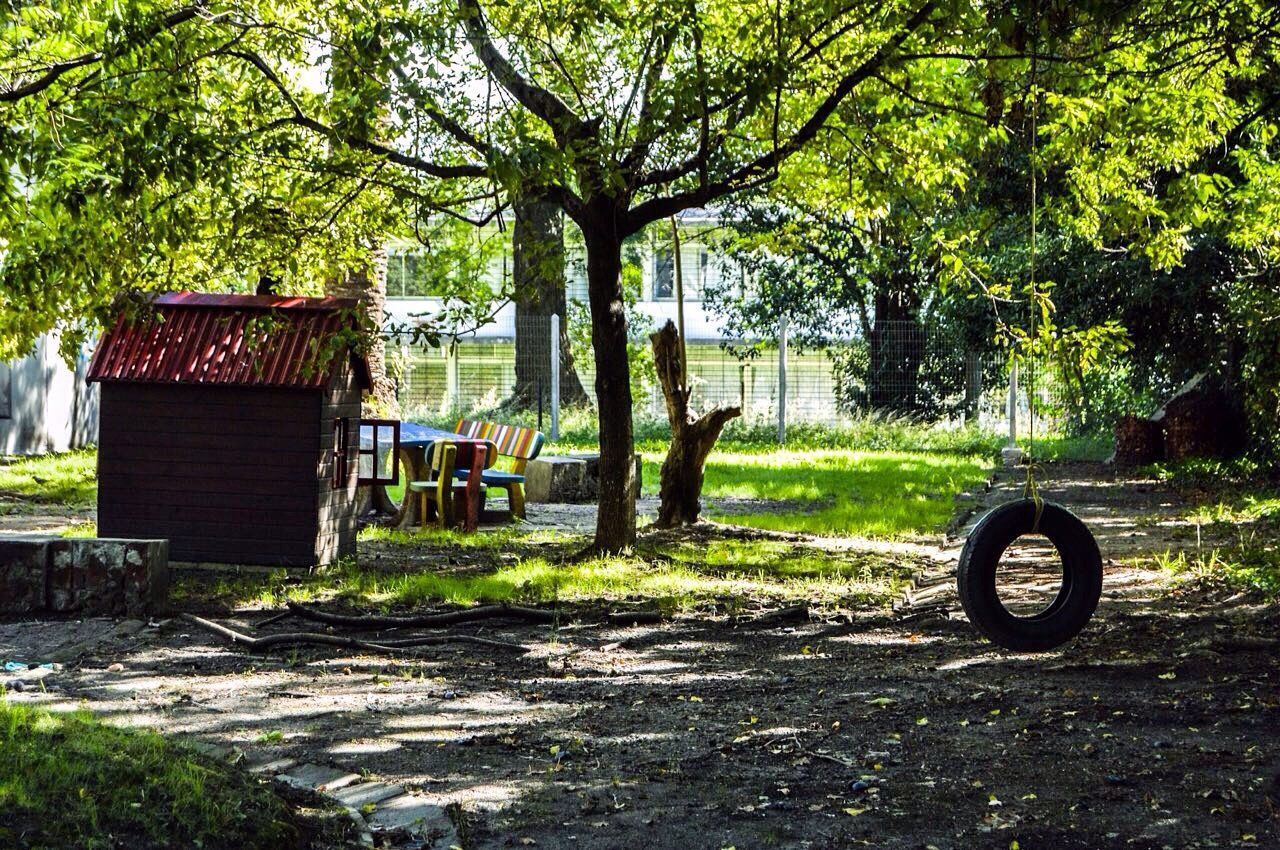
xmin=179 ymin=531 xmax=920 ymax=613
xmin=0 ymin=699 xmax=299 ymax=850
xmin=1143 ymin=457 xmax=1280 ymax=598
xmin=0 ymin=449 xmax=97 ymax=507
xmin=694 ymin=449 xmax=990 ymax=538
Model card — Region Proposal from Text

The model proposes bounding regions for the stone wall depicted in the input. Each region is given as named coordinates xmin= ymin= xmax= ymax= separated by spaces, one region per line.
xmin=0 ymin=536 xmax=168 ymax=617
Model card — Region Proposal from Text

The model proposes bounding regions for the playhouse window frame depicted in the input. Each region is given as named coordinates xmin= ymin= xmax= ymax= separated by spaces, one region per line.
xmin=357 ymin=419 xmax=400 ymax=485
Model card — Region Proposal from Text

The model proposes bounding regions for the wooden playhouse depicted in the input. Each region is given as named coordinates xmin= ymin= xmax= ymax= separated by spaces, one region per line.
xmin=87 ymin=292 xmax=386 ymax=566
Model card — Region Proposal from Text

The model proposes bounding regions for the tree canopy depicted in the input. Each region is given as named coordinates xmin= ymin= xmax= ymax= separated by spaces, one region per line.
xmin=3 ymin=0 xmax=1280 ymax=539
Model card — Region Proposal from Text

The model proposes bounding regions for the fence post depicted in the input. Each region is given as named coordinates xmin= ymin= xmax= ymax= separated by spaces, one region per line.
xmin=1001 ymin=356 xmax=1024 ymax=466
xmin=550 ymin=314 xmax=560 ymax=441
xmin=1007 ymin=356 xmax=1018 ymax=445
xmin=777 ymin=315 xmax=788 ymax=444
xmin=445 ymin=338 xmax=460 ymax=415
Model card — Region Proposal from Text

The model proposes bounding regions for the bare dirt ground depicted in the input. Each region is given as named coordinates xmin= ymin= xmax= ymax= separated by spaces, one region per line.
xmin=3 ymin=463 xmax=1278 ymax=849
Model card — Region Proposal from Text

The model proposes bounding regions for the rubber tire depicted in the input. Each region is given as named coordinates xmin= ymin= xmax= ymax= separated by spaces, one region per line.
xmin=957 ymin=499 xmax=1103 ymax=652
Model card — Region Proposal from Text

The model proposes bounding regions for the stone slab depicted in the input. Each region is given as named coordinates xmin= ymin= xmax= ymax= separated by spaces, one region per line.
xmin=365 ymin=794 xmax=459 ymax=847
xmin=333 ymin=781 xmax=406 ymax=809
xmin=248 ymin=757 xmax=298 ymax=775
xmin=277 ymin=763 xmax=362 ymax=792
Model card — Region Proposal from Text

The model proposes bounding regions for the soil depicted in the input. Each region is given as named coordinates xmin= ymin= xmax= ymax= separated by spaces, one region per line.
xmin=2 ymin=462 xmax=1277 ymax=849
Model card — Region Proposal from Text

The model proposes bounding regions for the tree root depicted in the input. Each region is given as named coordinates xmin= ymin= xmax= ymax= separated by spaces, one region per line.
xmin=284 ymin=600 xmax=562 ymax=629
xmin=181 ymin=614 xmax=529 ymax=655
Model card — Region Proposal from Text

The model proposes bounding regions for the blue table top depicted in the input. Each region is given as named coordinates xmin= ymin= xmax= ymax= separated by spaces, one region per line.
xmin=397 ymin=422 xmax=467 ymax=448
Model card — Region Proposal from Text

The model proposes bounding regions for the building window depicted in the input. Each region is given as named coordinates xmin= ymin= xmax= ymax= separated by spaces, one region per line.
xmin=653 ymin=247 xmax=674 ymax=299
xmin=0 ymin=362 xmax=10 ymax=419
xmin=652 ymin=244 xmax=713 ymax=301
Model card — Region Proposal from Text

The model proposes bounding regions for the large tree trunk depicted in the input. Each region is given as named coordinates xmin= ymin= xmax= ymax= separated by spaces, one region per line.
xmin=332 ymin=251 xmax=399 ymax=416
xmin=510 ymin=200 xmax=590 ymax=409
xmin=651 ymin=321 xmax=741 ymax=526
xmin=328 ymin=22 xmax=398 ymax=516
xmin=582 ymin=223 xmax=636 ymax=552
xmin=867 ymin=271 xmax=924 ymax=414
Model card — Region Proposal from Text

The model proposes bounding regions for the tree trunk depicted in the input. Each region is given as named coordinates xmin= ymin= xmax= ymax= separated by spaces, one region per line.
xmin=332 ymin=250 xmax=399 ymax=416
xmin=651 ymin=320 xmax=741 ymax=527
xmin=510 ymin=200 xmax=590 ymax=409
xmin=867 ymin=271 xmax=924 ymax=414
xmin=582 ymin=224 xmax=636 ymax=552
xmin=327 ymin=22 xmax=399 ymax=517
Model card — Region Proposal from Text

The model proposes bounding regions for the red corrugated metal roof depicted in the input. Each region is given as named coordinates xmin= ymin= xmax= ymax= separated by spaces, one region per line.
xmin=88 ymin=292 xmax=373 ymax=389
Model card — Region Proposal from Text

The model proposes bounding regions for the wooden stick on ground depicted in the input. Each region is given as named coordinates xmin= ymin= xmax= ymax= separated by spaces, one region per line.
xmin=181 ymin=614 xmax=529 ymax=655
xmin=284 ymin=601 xmax=562 ymax=629
xmin=739 ymin=604 xmax=811 ymax=628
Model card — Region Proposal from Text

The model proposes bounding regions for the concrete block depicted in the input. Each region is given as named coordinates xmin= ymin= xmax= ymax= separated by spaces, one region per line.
xmin=365 ymin=794 xmax=458 ymax=845
xmin=0 ymin=536 xmax=49 ymax=615
xmin=47 ymin=538 xmax=169 ymax=617
xmin=526 ymin=454 xmax=643 ymax=503
xmin=525 ymin=456 xmax=588 ymax=503
xmin=333 ymin=781 xmax=405 ymax=809
xmin=277 ymin=763 xmax=362 ymax=792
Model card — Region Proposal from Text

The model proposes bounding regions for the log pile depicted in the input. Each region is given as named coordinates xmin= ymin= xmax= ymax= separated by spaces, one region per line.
xmin=1113 ymin=415 xmax=1164 ymax=466
xmin=1111 ymin=372 xmax=1247 ymax=465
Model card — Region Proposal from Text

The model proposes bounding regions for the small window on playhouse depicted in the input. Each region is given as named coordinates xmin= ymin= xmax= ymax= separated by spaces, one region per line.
xmin=358 ymin=419 xmax=400 ymax=485
xmin=331 ymin=418 xmax=350 ymax=488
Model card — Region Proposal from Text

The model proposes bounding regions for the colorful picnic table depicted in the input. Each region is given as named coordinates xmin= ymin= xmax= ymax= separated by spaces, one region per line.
xmin=388 ymin=423 xmax=497 ymax=529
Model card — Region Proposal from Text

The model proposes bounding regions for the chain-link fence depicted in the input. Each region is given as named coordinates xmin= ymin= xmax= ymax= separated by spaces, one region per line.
xmin=389 ymin=315 xmax=1063 ymax=440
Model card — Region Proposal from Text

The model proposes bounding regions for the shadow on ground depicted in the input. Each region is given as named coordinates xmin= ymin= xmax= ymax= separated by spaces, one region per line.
xmin=2 ymin=463 xmax=1277 ymax=849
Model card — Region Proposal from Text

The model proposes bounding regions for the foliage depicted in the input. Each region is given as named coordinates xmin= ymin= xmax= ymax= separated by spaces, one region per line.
xmin=0 ymin=700 xmax=299 ymax=850
xmin=565 ymin=236 xmax=656 ymax=404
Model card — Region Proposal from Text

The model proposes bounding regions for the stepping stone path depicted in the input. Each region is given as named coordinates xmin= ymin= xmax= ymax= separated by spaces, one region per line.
xmin=193 ymin=746 xmax=459 ymax=848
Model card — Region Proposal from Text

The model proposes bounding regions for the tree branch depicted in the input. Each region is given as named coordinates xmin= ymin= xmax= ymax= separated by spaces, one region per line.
xmin=457 ymin=0 xmax=585 ymax=142
xmin=626 ymin=1 xmax=937 ymax=231
xmin=224 ymin=50 xmax=487 ymax=180
xmin=0 ymin=5 xmax=206 ymax=103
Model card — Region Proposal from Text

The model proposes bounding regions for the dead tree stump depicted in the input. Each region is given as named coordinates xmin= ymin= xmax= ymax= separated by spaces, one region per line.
xmin=650 ymin=321 xmax=741 ymax=527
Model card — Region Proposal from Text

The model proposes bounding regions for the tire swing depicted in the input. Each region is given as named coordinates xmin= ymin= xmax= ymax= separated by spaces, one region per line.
xmin=957 ymin=498 xmax=1103 ymax=652
xmin=956 ymin=21 xmax=1103 ymax=652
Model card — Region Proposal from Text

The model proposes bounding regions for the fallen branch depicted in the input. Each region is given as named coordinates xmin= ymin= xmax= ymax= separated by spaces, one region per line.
xmin=256 ymin=610 xmax=295 ymax=628
xmin=181 ymin=614 xmax=528 ymax=655
xmin=285 ymin=601 xmax=562 ymax=629
xmin=606 ymin=610 xmax=666 ymax=626
xmin=739 ymin=604 xmax=810 ymax=628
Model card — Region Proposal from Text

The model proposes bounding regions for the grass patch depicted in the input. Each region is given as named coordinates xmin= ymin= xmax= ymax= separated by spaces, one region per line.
xmin=1155 ymin=546 xmax=1280 ymax=598
xmin=1142 ymin=457 xmax=1280 ymax=598
xmin=0 ymin=699 xmax=299 ymax=850
xmin=0 ymin=449 xmax=96 ymax=508
xmin=695 ymin=449 xmax=989 ymax=538
xmin=176 ymin=531 xmax=918 ymax=613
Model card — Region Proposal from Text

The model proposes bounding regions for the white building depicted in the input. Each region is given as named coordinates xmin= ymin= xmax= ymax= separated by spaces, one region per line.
xmin=382 ymin=211 xmax=744 ymax=343
xmin=0 ymin=333 xmax=99 ymax=455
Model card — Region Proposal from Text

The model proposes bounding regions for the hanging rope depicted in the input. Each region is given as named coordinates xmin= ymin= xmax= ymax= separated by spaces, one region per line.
xmin=1022 ymin=2 xmax=1045 ymax=532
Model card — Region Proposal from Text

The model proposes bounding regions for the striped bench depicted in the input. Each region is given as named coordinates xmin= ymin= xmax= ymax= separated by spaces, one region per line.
xmin=452 ymin=419 xmax=546 ymax=519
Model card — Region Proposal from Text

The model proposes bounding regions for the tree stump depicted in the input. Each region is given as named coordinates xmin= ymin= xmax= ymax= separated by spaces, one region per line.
xmin=650 ymin=320 xmax=741 ymax=527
